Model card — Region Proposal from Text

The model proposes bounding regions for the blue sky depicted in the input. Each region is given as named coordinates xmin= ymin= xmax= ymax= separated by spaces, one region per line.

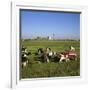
xmin=20 ymin=10 xmax=80 ymax=40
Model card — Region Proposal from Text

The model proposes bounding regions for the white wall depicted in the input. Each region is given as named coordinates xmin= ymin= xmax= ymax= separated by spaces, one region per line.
xmin=0 ymin=0 xmax=89 ymax=90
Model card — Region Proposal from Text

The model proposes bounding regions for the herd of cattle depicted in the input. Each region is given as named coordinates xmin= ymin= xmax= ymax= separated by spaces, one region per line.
xmin=21 ymin=46 xmax=79 ymax=67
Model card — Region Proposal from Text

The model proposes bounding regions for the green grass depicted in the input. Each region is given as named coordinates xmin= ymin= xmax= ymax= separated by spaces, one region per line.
xmin=21 ymin=40 xmax=80 ymax=78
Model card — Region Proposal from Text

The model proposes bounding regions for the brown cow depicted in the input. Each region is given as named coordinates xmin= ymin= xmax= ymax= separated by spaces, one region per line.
xmin=59 ymin=51 xmax=78 ymax=62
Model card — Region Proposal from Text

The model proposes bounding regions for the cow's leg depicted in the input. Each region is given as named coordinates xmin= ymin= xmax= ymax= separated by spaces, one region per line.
xmin=75 ymin=57 xmax=77 ymax=61
xmin=66 ymin=58 xmax=70 ymax=62
xmin=46 ymin=56 xmax=49 ymax=63
xmin=44 ymin=55 xmax=49 ymax=63
xmin=59 ymin=58 xmax=63 ymax=63
xmin=22 ymin=62 xmax=27 ymax=67
xmin=59 ymin=55 xmax=66 ymax=63
xmin=26 ymin=60 xmax=28 ymax=64
xmin=47 ymin=58 xmax=49 ymax=63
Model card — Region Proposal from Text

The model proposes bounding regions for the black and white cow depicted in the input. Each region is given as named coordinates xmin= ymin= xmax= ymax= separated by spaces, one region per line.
xmin=36 ymin=47 xmax=57 ymax=63
xmin=21 ymin=47 xmax=31 ymax=67
xmin=22 ymin=53 xmax=28 ymax=67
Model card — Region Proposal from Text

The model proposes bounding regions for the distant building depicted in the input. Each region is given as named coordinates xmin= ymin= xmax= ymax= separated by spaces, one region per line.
xmin=49 ymin=36 xmax=52 ymax=40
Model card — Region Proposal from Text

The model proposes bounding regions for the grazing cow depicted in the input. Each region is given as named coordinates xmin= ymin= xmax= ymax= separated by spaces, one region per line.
xmin=35 ymin=48 xmax=45 ymax=62
xmin=37 ymin=48 xmax=49 ymax=62
xmin=68 ymin=51 xmax=78 ymax=60
xmin=59 ymin=51 xmax=78 ymax=62
xmin=59 ymin=52 xmax=70 ymax=62
xmin=45 ymin=47 xmax=55 ymax=63
xmin=36 ymin=47 xmax=56 ymax=63
xmin=38 ymin=48 xmax=44 ymax=55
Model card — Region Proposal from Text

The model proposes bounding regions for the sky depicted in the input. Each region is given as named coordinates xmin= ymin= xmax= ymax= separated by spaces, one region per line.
xmin=20 ymin=9 xmax=80 ymax=40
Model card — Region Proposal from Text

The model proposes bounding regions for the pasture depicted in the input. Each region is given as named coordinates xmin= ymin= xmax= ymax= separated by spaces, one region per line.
xmin=21 ymin=40 xmax=80 ymax=78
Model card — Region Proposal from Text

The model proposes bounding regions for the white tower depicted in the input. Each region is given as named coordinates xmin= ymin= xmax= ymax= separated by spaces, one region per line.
xmin=49 ymin=36 xmax=52 ymax=40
